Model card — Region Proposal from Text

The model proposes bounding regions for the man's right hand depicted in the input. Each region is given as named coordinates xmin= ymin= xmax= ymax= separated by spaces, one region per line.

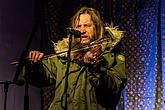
xmin=29 ymin=51 xmax=44 ymax=62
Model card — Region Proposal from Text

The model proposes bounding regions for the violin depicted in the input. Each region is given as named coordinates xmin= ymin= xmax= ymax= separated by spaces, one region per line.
xmin=10 ymin=35 xmax=122 ymax=65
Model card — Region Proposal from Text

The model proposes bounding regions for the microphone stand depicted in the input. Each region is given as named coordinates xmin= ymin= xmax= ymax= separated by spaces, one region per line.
xmin=0 ymin=80 xmax=24 ymax=110
xmin=1 ymin=81 xmax=12 ymax=110
xmin=12 ymin=20 xmax=39 ymax=110
xmin=61 ymin=31 xmax=73 ymax=110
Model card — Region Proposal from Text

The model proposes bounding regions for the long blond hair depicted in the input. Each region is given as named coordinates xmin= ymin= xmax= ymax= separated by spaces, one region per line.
xmin=70 ymin=7 xmax=104 ymax=40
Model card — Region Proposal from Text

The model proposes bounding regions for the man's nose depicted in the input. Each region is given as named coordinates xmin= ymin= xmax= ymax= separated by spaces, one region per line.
xmin=80 ymin=26 xmax=86 ymax=33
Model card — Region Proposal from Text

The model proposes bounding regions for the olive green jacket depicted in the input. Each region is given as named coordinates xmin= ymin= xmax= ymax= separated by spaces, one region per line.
xmin=26 ymin=49 xmax=126 ymax=110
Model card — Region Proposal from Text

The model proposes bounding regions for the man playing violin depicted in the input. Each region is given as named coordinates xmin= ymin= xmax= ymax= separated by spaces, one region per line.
xmin=26 ymin=7 xmax=127 ymax=110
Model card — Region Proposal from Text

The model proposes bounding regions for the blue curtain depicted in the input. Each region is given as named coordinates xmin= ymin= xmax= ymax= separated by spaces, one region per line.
xmin=121 ymin=0 xmax=164 ymax=109
xmin=40 ymin=0 xmax=165 ymax=109
xmin=160 ymin=0 xmax=165 ymax=109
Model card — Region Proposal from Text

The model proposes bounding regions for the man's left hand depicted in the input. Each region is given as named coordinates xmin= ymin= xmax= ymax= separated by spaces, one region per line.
xmin=84 ymin=45 xmax=102 ymax=64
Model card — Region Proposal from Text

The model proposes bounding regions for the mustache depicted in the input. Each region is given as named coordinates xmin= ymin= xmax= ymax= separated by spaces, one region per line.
xmin=81 ymin=32 xmax=86 ymax=35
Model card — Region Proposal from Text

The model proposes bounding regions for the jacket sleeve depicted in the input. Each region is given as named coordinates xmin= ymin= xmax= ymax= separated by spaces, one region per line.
xmin=87 ymin=52 xmax=126 ymax=93
xmin=23 ymin=57 xmax=57 ymax=88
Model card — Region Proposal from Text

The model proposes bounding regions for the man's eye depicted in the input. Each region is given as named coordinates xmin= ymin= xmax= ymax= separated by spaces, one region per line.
xmin=85 ymin=24 xmax=91 ymax=27
xmin=76 ymin=25 xmax=81 ymax=28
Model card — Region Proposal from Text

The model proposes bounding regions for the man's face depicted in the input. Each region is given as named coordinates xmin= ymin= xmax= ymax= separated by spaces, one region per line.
xmin=75 ymin=13 xmax=95 ymax=45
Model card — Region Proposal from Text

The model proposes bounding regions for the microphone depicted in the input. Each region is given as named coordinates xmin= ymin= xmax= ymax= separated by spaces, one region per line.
xmin=66 ymin=27 xmax=83 ymax=37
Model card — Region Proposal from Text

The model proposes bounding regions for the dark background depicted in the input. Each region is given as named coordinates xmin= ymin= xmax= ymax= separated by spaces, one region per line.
xmin=0 ymin=0 xmax=41 ymax=110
